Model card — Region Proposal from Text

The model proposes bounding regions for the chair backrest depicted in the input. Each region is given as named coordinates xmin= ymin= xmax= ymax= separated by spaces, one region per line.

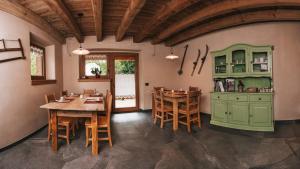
xmin=189 ymin=86 xmax=199 ymax=91
xmin=153 ymin=89 xmax=164 ymax=110
xmin=45 ymin=94 xmax=56 ymax=103
xmin=83 ymin=89 xmax=96 ymax=95
xmin=105 ymin=91 xmax=113 ymax=125
xmin=153 ymin=87 xmax=165 ymax=91
xmin=185 ymin=91 xmax=201 ymax=113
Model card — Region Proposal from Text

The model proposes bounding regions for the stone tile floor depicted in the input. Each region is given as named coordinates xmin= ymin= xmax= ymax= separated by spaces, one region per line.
xmin=0 ymin=112 xmax=299 ymax=169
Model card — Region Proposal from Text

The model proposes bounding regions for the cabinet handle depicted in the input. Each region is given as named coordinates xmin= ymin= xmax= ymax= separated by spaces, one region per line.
xmin=258 ymin=98 xmax=262 ymax=100
xmin=225 ymin=112 xmax=227 ymax=114
xmin=229 ymin=112 xmax=232 ymax=115
xmin=217 ymin=96 xmax=220 ymax=99
xmin=236 ymin=97 xmax=239 ymax=100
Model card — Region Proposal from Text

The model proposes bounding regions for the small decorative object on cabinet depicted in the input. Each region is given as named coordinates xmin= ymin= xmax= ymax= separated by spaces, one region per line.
xmin=210 ymin=44 xmax=274 ymax=132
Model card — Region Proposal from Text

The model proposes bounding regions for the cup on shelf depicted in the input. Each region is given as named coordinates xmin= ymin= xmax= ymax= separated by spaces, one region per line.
xmin=59 ymin=96 xmax=64 ymax=102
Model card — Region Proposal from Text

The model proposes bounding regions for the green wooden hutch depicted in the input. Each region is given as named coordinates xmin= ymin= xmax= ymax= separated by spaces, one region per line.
xmin=210 ymin=44 xmax=274 ymax=131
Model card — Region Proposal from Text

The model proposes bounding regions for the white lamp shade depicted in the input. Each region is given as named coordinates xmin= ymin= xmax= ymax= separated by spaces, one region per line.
xmin=72 ymin=47 xmax=90 ymax=55
xmin=165 ymin=53 xmax=179 ymax=60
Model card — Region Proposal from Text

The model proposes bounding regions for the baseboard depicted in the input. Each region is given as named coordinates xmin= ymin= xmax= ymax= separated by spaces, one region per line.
xmin=0 ymin=124 xmax=48 ymax=153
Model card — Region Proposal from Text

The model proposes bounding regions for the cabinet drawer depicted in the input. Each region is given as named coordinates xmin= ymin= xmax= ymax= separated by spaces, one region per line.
xmin=249 ymin=95 xmax=272 ymax=102
xmin=228 ymin=95 xmax=248 ymax=101
xmin=212 ymin=94 xmax=227 ymax=100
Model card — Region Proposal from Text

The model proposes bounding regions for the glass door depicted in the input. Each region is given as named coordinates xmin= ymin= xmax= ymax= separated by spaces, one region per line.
xmin=230 ymin=49 xmax=247 ymax=75
xmin=111 ymin=54 xmax=139 ymax=112
xmin=214 ymin=55 xmax=227 ymax=76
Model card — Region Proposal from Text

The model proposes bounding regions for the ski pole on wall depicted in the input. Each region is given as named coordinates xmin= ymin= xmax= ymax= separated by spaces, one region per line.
xmin=177 ymin=44 xmax=189 ymax=75
xmin=198 ymin=44 xmax=209 ymax=75
xmin=191 ymin=49 xmax=201 ymax=76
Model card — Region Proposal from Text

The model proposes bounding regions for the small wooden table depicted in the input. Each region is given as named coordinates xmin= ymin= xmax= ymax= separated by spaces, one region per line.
xmin=40 ymin=97 xmax=104 ymax=156
xmin=153 ymin=91 xmax=187 ymax=131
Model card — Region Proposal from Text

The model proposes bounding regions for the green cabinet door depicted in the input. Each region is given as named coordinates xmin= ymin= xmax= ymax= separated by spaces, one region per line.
xmin=228 ymin=102 xmax=249 ymax=125
xmin=212 ymin=100 xmax=228 ymax=122
xmin=250 ymin=102 xmax=272 ymax=127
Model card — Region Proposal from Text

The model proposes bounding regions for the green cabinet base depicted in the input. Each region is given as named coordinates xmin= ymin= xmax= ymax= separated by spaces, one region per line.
xmin=210 ymin=120 xmax=274 ymax=132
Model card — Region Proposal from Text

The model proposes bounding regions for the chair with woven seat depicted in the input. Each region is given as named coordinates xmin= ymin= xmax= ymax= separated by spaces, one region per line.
xmin=189 ymin=86 xmax=199 ymax=91
xmin=83 ymin=89 xmax=96 ymax=96
xmin=178 ymin=90 xmax=201 ymax=133
xmin=45 ymin=94 xmax=75 ymax=144
xmin=85 ymin=91 xmax=113 ymax=147
xmin=153 ymin=90 xmax=173 ymax=128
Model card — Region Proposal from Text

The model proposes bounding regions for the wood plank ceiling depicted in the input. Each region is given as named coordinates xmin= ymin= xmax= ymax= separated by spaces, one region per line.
xmin=5 ymin=0 xmax=300 ymax=46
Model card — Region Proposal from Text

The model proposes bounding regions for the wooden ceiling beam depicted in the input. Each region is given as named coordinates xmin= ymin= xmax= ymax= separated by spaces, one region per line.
xmin=0 ymin=0 xmax=65 ymax=44
xmin=42 ymin=0 xmax=83 ymax=43
xmin=152 ymin=0 xmax=300 ymax=44
xmin=115 ymin=0 xmax=146 ymax=42
xmin=133 ymin=0 xmax=199 ymax=43
xmin=91 ymin=0 xmax=103 ymax=42
xmin=165 ymin=9 xmax=300 ymax=46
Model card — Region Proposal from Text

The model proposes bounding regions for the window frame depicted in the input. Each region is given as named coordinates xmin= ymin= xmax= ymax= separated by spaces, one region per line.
xmin=79 ymin=54 xmax=110 ymax=81
xmin=30 ymin=43 xmax=46 ymax=80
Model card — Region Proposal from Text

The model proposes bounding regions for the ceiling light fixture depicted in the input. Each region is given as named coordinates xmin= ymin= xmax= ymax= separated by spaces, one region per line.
xmin=165 ymin=47 xmax=179 ymax=60
xmin=72 ymin=13 xmax=89 ymax=55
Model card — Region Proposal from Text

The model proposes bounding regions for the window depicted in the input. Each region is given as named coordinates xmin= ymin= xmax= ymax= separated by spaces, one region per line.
xmin=79 ymin=54 xmax=109 ymax=81
xmin=30 ymin=44 xmax=45 ymax=80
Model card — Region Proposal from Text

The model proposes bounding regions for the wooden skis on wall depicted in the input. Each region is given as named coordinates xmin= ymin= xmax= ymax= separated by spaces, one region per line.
xmin=177 ymin=44 xmax=189 ymax=75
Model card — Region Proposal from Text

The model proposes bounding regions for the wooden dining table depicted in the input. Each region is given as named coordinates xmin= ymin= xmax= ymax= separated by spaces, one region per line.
xmin=40 ymin=96 xmax=104 ymax=156
xmin=152 ymin=90 xmax=187 ymax=131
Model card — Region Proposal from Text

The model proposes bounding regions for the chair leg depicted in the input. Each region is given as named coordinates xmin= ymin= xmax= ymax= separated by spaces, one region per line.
xmin=154 ymin=111 xmax=158 ymax=124
xmin=48 ymin=123 xmax=51 ymax=141
xmin=72 ymin=122 xmax=75 ymax=137
xmin=107 ymin=127 xmax=113 ymax=147
xmin=85 ymin=126 xmax=90 ymax=147
xmin=197 ymin=112 xmax=201 ymax=128
xmin=160 ymin=112 xmax=164 ymax=128
xmin=66 ymin=125 xmax=70 ymax=144
xmin=187 ymin=114 xmax=191 ymax=133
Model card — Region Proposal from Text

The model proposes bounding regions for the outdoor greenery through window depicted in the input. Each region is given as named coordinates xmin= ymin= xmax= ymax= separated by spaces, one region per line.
xmin=30 ymin=44 xmax=45 ymax=79
xmin=115 ymin=60 xmax=135 ymax=74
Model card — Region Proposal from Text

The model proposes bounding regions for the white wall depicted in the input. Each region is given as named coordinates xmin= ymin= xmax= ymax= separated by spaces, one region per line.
xmin=0 ymin=11 xmax=63 ymax=149
xmin=63 ymin=36 xmax=179 ymax=109
xmin=173 ymin=22 xmax=300 ymax=120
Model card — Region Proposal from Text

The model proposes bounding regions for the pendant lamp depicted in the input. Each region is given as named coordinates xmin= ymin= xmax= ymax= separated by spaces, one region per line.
xmin=165 ymin=47 xmax=179 ymax=60
xmin=72 ymin=13 xmax=90 ymax=55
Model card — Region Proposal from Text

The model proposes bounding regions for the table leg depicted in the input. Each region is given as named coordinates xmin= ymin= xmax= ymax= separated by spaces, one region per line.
xmin=152 ymin=93 xmax=155 ymax=120
xmin=173 ymin=99 xmax=179 ymax=131
xmin=91 ymin=112 xmax=98 ymax=155
xmin=51 ymin=110 xmax=58 ymax=152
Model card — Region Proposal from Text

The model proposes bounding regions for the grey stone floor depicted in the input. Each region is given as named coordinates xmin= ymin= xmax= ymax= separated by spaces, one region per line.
xmin=0 ymin=112 xmax=299 ymax=169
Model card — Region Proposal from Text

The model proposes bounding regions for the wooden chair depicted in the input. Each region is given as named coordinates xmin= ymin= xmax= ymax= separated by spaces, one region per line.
xmin=45 ymin=94 xmax=75 ymax=144
xmin=189 ymin=86 xmax=199 ymax=91
xmin=153 ymin=90 xmax=173 ymax=128
xmin=83 ymin=89 xmax=96 ymax=96
xmin=178 ymin=90 xmax=201 ymax=133
xmin=85 ymin=91 xmax=113 ymax=147
xmin=62 ymin=90 xmax=68 ymax=96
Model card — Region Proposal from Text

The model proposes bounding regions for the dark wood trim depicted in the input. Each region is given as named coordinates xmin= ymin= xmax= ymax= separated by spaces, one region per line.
xmin=30 ymin=43 xmax=46 ymax=80
xmin=78 ymin=78 xmax=110 ymax=82
xmin=31 ymin=79 xmax=56 ymax=85
xmin=91 ymin=0 xmax=103 ymax=41
xmin=109 ymin=53 xmax=140 ymax=112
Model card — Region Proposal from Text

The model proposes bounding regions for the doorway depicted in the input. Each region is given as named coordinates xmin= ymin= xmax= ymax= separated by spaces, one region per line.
xmin=110 ymin=53 xmax=139 ymax=112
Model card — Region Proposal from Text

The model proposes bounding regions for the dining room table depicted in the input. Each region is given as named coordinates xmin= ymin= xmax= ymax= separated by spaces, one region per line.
xmin=152 ymin=90 xmax=187 ymax=131
xmin=40 ymin=95 xmax=104 ymax=156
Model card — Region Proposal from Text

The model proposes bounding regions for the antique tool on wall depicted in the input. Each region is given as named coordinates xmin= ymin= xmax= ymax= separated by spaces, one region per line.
xmin=191 ymin=49 xmax=201 ymax=76
xmin=197 ymin=44 xmax=209 ymax=74
xmin=177 ymin=44 xmax=189 ymax=75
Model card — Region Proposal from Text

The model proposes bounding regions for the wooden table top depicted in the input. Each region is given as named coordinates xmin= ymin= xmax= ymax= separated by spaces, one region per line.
xmin=40 ymin=97 xmax=104 ymax=112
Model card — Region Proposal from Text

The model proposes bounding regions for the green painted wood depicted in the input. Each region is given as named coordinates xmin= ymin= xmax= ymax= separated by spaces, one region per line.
xmin=211 ymin=44 xmax=273 ymax=78
xmin=250 ymin=102 xmax=273 ymax=127
xmin=228 ymin=101 xmax=249 ymax=125
xmin=212 ymin=100 xmax=228 ymax=122
xmin=210 ymin=92 xmax=274 ymax=132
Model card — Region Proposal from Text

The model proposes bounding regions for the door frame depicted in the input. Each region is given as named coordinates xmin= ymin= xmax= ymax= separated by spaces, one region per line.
xmin=108 ymin=53 xmax=140 ymax=112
